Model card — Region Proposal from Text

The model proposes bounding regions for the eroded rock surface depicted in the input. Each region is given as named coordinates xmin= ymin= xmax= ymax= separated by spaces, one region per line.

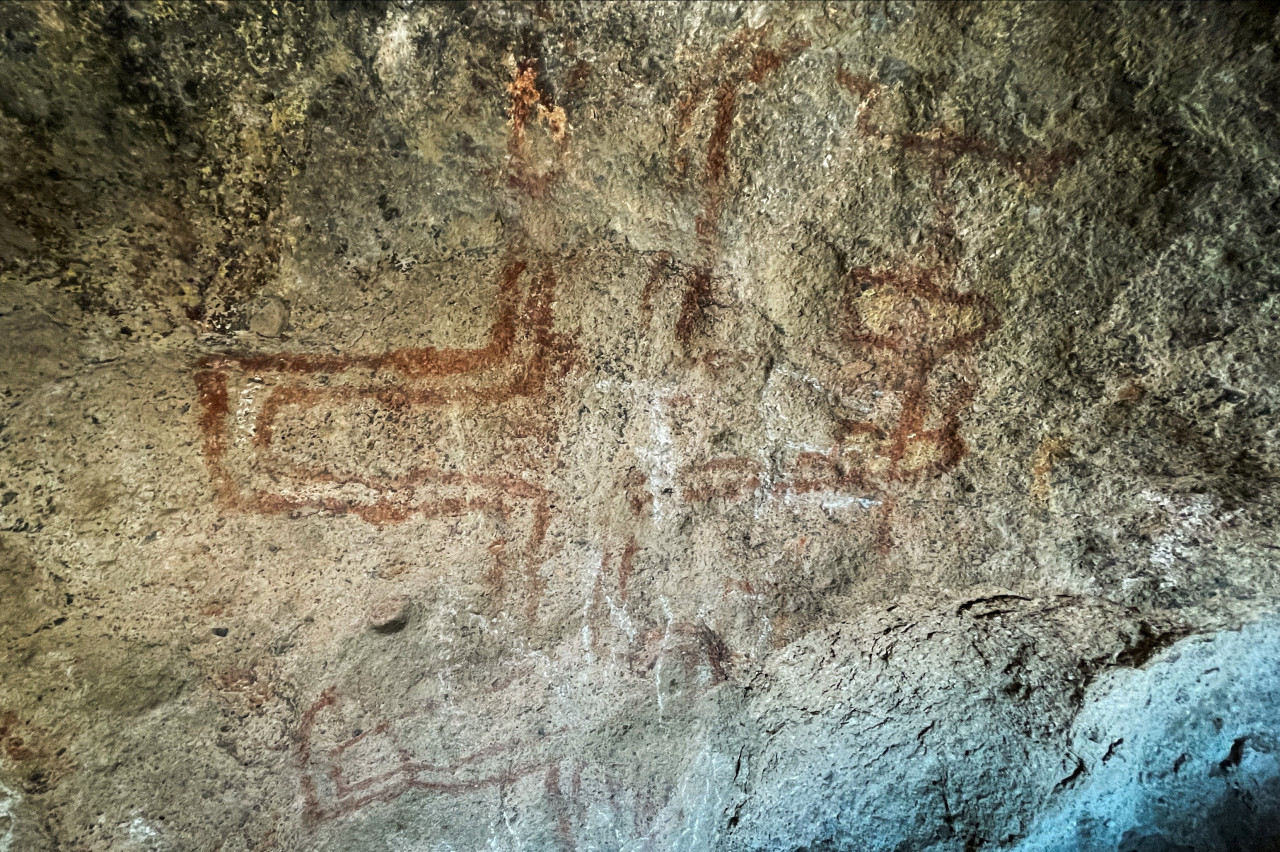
xmin=1 ymin=2 xmax=1278 ymax=849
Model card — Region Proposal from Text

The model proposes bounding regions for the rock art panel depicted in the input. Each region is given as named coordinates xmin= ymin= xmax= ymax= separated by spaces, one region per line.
xmin=193 ymin=47 xmax=579 ymax=616
xmin=824 ymin=67 xmax=1079 ymax=547
xmin=669 ymin=24 xmax=809 ymax=349
xmin=3 ymin=4 xmax=1277 ymax=851
xmin=195 ymin=260 xmax=556 ymax=519
xmin=296 ymin=672 xmax=678 ymax=849
xmin=630 ymin=58 xmax=1078 ymax=570
xmin=299 ymin=686 xmax=566 ymax=827
xmin=636 ymin=27 xmax=815 ymax=525
xmin=195 ymin=257 xmax=565 ymax=612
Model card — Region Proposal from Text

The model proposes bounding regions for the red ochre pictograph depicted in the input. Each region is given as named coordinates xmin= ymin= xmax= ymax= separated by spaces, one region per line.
xmin=506 ymin=52 xmax=570 ymax=198
xmin=799 ymin=67 xmax=1078 ymax=548
xmin=669 ymin=25 xmax=809 ymax=348
xmin=195 ymin=51 xmax=576 ymax=604
xmin=771 ymin=262 xmax=1003 ymax=551
xmin=298 ymin=686 xmax=563 ymax=825
xmin=194 ymin=257 xmax=565 ymax=603
xmin=669 ymin=63 xmax=1078 ymax=554
xmin=297 ymin=686 xmax=664 ymax=840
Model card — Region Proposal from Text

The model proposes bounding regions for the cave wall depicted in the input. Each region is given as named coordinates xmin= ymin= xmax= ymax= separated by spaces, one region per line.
xmin=1 ymin=2 xmax=1279 ymax=850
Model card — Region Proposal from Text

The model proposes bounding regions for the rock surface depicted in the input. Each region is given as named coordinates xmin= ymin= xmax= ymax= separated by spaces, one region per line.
xmin=1 ymin=1 xmax=1278 ymax=850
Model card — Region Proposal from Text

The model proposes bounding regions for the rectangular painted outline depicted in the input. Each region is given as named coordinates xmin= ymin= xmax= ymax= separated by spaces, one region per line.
xmin=193 ymin=260 xmax=556 ymax=541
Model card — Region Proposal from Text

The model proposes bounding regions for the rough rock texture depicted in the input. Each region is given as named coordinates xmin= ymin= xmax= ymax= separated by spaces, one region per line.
xmin=1 ymin=1 xmax=1279 ymax=849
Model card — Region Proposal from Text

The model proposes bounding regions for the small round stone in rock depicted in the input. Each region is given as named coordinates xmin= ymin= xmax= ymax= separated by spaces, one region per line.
xmin=368 ymin=596 xmax=410 ymax=634
xmin=212 ymin=627 xmax=229 ymax=637
xmin=248 ymin=296 xmax=289 ymax=337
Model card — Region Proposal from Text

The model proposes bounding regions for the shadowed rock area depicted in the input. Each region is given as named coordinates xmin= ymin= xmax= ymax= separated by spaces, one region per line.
xmin=1 ymin=1 xmax=1278 ymax=849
